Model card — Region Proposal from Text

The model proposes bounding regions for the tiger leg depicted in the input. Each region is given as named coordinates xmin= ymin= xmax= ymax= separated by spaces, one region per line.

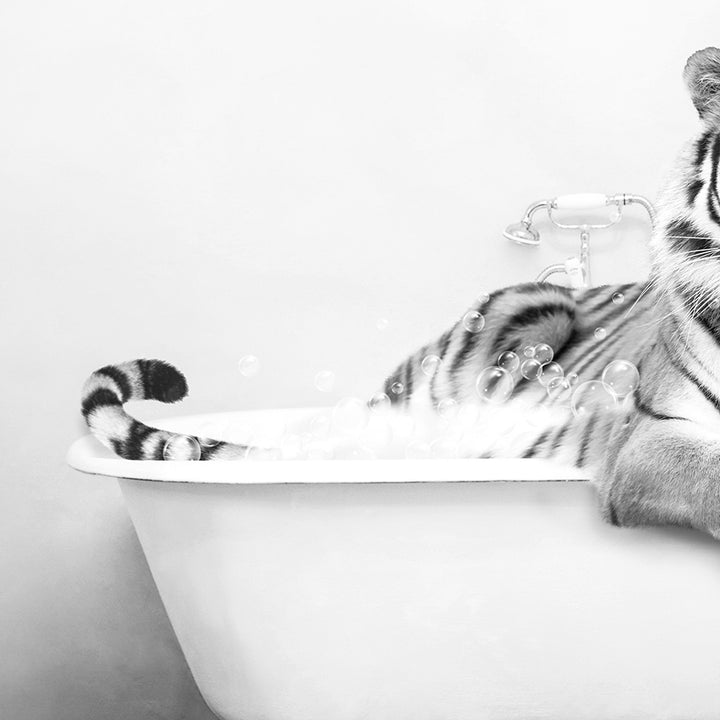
xmin=597 ymin=418 xmax=720 ymax=538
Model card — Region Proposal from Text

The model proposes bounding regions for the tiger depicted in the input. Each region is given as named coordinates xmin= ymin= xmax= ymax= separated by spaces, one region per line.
xmin=81 ymin=47 xmax=720 ymax=540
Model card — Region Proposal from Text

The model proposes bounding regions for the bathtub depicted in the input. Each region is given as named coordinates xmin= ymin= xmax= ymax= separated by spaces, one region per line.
xmin=67 ymin=407 xmax=720 ymax=720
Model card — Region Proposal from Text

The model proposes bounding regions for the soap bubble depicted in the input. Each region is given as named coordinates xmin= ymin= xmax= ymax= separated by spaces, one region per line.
xmin=333 ymin=398 xmax=369 ymax=435
xmin=497 ymin=351 xmax=520 ymax=373
xmin=546 ymin=376 xmax=573 ymax=404
xmin=594 ymin=327 xmax=607 ymax=341
xmin=238 ymin=355 xmax=260 ymax=377
xmin=335 ymin=443 xmax=375 ymax=460
xmin=538 ymin=361 xmax=564 ymax=387
xmin=306 ymin=443 xmax=333 ymax=460
xmin=571 ymin=381 xmax=617 ymax=418
xmin=476 ymin=366 xmax=514 ymax=404
xmin=456 ymin=402 xmax=481 ymax=426
xmin=376 ymin=317 xmax=390 ymax=331
xmin=198 ymin=436 xmax=221 ymax=448
xmin=310 ymin=413 xmax=331 ymax=438
xmin=612 ymin=292 xmax=625 ymax=305
xmin=390 ymin=381 xmax=404 ymax=396
xmin=226 ymin=421 xmax=254 ymax=446
xmin=430 ymin=437 xmax=459 ymax=458
xmin=244 ymin=445 xmax=281 ymax=461
xmin=196 ymin=420 xmax=225 ymax=448
xmin=361 ymin=415 xmax=394 ymax=450
xmin=520 ymin=358 xmax=542 ymax=381
xmin=314 ymin=370 xmax=335 ymax=392
xmin=421 ymin=354 xmax=441 ymax=376
xmin=534 ymin=343 xmax=554 ymax=364
xmin=523 ymin=345 xmax=536 ymax=358
xmin=602 ymin=360 xmax=640 ymax=398
xmin=405 ymin=440 xmax=431 ymax=459
xmin=462 ymin=310 xmax=485 ymax=333
xmin=437 ymin=397 xmax=459 ymax=420
xmin=565 ymin=372 xmax=579 ymax=387
xmin=526 ymin=404 xmax=554 ymax=428
xmin=163 ymin=434 xmax=202 ymax=461
xmin=391 ymin=413 xmax=417 ymax=443
xmin=280 ymin=433 xmax=306 ymax=460
xmin=368 ymin=392 xmax=391 ymax=413
xmin=477 ymin=290 xmax=491 ymax=305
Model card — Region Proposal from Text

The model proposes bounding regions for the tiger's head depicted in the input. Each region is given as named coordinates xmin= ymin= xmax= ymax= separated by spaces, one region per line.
xmin=651 ymin=48 xmax=720 ymax=306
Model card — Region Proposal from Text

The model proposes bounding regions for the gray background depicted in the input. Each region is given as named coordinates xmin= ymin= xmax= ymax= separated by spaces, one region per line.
xmin=1 ymin=0 xmax=718 ymax=717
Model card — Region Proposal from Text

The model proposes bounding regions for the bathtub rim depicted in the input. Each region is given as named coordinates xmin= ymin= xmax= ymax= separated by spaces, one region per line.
xmin=67 ymin=407 xmax=591 ymax=485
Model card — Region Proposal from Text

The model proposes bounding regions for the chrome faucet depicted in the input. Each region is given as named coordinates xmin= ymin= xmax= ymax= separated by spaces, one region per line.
xmin=503 ymin=193 xmax=656 ymax=289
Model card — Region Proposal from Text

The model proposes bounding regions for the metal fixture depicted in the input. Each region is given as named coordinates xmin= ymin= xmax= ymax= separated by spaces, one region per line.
xmin=503 ymin=193 xmax=656 ymax=289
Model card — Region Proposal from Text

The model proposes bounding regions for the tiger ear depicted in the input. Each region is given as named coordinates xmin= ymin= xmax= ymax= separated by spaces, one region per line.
xmin=684 ymin=47 xmax=720 ymax=121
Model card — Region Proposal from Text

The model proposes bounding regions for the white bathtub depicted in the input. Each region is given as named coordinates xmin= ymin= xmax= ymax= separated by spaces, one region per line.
xmin=68 ymin=408 xmax=720 ymax=720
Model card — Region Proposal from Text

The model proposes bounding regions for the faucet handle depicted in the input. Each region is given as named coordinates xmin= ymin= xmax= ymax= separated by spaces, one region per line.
xmin=563 ymin=257 xmax=587 ymax=289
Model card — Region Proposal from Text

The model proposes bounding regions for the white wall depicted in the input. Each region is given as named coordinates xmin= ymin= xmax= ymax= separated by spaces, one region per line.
xmin=1 ymin=1 xmax=718 ymax=717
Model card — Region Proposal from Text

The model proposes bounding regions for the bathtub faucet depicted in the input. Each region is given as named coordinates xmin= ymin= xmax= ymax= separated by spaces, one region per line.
xmin=503 ymin=193 xmax=656 ymax=289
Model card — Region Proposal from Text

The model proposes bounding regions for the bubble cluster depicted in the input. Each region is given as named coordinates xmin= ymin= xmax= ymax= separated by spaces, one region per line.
xmin=333 ymin=398 xmax=369 ymax=435
xmin=314 ymin=370 xmax=335 ymax=393
xmin=361 ymin=414 xmax=394 ymax=449
xmin=476 ymin=366 xmax=514 ymax=405
xmin=163 ymin=435 xmax=202 ymax=461
xmin=405 ymin=440 xmax=431 ymax=459
xmin=462 ymin=310 xmax=485 ymax=333
xmin=238 ymin=355 xmax=260 ymax=377
xmin=280 ymin=433 xmax=306 ymax=460
xmin=430 ymin=437 xmax=459 ymax=459
xmin=245 ymin=445 xmax=282 ymax=461
xmin=310 ymin=413 xmax=331 ymax=438
xmin=306 ymin=444 xmax=333 ymax=460
xmin=421 ymin=354 xmax=441 ymax=376
xmin=335 ymin=443 xmax=375 ymax=460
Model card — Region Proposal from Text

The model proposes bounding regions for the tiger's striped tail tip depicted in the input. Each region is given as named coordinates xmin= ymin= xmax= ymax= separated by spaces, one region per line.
xmin=80 ymin=359 xmax=192 ymax=460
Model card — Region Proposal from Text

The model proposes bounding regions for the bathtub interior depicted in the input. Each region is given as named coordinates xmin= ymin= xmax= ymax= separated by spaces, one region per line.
xmin=67 ymin=407 xmax=591 ymax=483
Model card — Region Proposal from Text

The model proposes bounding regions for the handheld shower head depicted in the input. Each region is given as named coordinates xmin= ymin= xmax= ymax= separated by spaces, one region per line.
xmin=503 ymin=221 xmax=540 ymax=246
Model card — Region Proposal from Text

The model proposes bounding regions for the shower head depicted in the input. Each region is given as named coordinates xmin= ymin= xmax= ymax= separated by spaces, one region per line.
xmin=502 ymin=199 xmax=548 ymax=246
xmin=503 ymin=221 xmax=540 ymax=246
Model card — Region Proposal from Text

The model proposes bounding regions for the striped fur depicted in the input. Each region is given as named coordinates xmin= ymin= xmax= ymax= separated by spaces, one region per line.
xmin=81 ymin=360 xmax=276 ymax=460
xmin=81 ymin=48 xmax=720 ymax=539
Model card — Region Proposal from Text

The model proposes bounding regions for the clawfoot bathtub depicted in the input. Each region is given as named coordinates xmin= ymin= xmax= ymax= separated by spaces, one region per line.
xmin=68 ymin=408 xmax=720 ymax=720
